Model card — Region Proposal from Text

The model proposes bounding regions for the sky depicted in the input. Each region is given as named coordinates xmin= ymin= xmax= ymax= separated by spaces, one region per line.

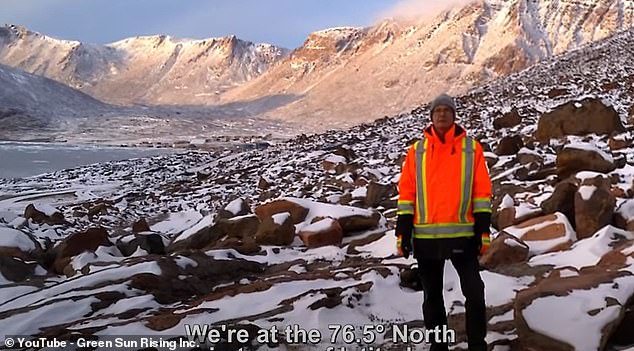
xmin=0 ymin=0 xmax=411 ymax=49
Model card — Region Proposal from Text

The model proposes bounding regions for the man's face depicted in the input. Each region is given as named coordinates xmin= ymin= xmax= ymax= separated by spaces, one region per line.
xmin=431 ymin=105 xmax=454 ymax=131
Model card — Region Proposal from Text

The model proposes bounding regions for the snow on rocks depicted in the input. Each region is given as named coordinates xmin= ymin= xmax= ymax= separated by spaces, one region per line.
xmin=535 ymin=98 xmax=625 ymax=143
xmin=556 ymin=142 xmax=616 ymax=179
xmin=298 ymin=217 xmax=343 ymax=248
xmin=502 ymin=212 xmax=576 ymax=256
xmin=5 ymin=31 xmax=634 ymax=348
xmin=515 ymin=225 xmax=634 ymax=351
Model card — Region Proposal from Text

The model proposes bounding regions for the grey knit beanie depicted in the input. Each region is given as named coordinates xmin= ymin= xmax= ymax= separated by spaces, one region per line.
xmin=429 ymin=93 xmax=456 ymax=118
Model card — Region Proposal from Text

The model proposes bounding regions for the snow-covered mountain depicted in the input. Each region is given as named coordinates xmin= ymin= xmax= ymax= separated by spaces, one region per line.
xmin=3 ymin=0 xmax=634 ymax=131
xmin=223 ymin=0 xmax=634 ymax=128
xmin=0 ymin=24 xmax=288 ymax=105
xmin=0 ymin=63 xmax=112 ymax=139
xmin=1 ymin=22 xmax=634 ymax=351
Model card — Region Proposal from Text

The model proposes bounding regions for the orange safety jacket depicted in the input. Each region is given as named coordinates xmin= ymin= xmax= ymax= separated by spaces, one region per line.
xmin=397 ymin=124 xmax=492 ymax=240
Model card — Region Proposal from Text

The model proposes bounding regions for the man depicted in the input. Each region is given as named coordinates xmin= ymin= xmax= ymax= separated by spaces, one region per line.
xmin=395 ymin=93 xmax=492 ymax=351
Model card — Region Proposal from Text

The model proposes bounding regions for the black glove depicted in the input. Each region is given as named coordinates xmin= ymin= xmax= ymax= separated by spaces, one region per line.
xmin=396 ymin=214 xmax=414 ymax=258
xmin=472 ymin=212 xmax=491 ymax=254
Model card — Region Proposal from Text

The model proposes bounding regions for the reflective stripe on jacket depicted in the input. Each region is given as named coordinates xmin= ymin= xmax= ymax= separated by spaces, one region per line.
xmin=397 ymin=124 xmax=492 ymax=239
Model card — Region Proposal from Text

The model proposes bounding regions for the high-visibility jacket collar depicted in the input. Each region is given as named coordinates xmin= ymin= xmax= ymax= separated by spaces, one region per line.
xmin=424 ymin=123 xmax=465 ymax=145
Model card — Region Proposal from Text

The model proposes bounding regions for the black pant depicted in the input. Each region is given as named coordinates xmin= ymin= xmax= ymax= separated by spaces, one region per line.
xmin=416 ymin=253 xmax=487 ymax=351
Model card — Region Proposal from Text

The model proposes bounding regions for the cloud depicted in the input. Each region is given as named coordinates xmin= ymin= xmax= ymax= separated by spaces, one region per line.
xmin=379 ymin=0 xmax=474 ymax=21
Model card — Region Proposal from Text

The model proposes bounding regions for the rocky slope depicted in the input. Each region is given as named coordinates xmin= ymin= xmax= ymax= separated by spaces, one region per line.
xmin=221 ymin=0 xmax=634 ymax=127
xmin=1 ymin=25 xmax=634 ymax=350
xmin=0 ymin=63 xmax=112 ymax=138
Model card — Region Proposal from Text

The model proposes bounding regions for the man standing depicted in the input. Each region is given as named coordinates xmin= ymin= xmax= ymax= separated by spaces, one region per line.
xmin=395 ymin=93 xmax=492 ymax=351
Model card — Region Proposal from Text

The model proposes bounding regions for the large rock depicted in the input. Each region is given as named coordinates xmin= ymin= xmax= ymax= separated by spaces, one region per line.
xmin=364 ymin=181 xmax=397 ymax=208
xmin=168 ymin=215 xmax=260 ymax=253
xmin=503 ymin=213 xmax=576 ymax=256
xmin=132 ymin=218 xmax=151 ymax=233
xmin=479 ymin=232 xmax=529 ymax=269
xmin=217 ymin=215 xmax=260 ymax=240
xmin=255 ymin=199 xmax=309 ymax=224
xmin=211 ymin=237 xmax=261 ymax=255
xmin=337 ymin=211 xmax=381 ymax=234
xmin=0 ymin=226 xmax=43 ymax=282
xmin=52 ymin=227 xmax=113 ymax=275
xmin=255 ymin=212 xmax=295 ymax=246
xmin=516 ymin=147 xmax=543 ymax=165
xmin=574 ymin=174 xmax=616 ymax=240
xmin=494 ymin=194 xmax=544 ymax=231
xmin=608 ymin=135 xmax=631 ymax=151
xmin=515 ymin=231 xmax=634 ymax=351
xmin=556 ymin=144 xmax=615 ymax=180
xmin=322 ymin=154 xmax=347 ymax=174
xmin=495 ymin=135 xmax=524 ymax=156
xmin=614 ymin=199 xmax=634 ymax=231
xmin=493 ymin=107 xmax=522 ymax=130
xmin=535 ymin=98 xmax=625 ymax=142
xmin=217 ymin=198 xmax=251 ymax=220
xmin=514 ymin=267 xmax=631 ymax=351
xmin=118 ymin=233 xmax=166 ymax=256
xmin=541 ymin=179 xmax=578 ymax=227
xmin=167 ymin=216 xmax=222 ymax=253
xmin=24 ymin=204 xmax=66 ymax=226
xmin=298 ymin=218 xmax=343 ymax=248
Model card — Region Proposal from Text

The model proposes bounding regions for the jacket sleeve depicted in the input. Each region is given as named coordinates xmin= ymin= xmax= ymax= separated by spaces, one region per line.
xmin=472 ymin=141 xmax=492 ymax=214
xmin=397 ymin=143 xmax=417 ymax=217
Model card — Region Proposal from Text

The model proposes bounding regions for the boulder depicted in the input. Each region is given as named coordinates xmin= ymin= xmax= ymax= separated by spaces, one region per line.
xmin=255 ymin=199 xmax=309 ymax=224
xmin=556 ymin=144 xmax=615 ymax=180
xmin=0 ymin=255 xmax=39 ymax=282
xmin=332 ymin=145 xmax=357 ymax=161
xmin=52 ymin=227 xmax=113 ymax=275
xmin=298 ymin=218 xmax=343 ymax=248
xmin=0 ymin=226 xmax=43 ymax=282
xmin=614 ymin=199 xmax=634 ymax=231
xmin=479 ymin=232 xmax=529 ymax=269
xmin=574 ymin=174 xmax=616 ymax=240
xmin=535 ymin=98 xmax=625 ymax=142
xmin=167 ymin=216 xmax=222 ymax=253
xmin=547 ymin=87 xmax=568 ymax=98
xmin=322 ymin=154 xmax=347 ymax=174
xmin=503 ymin=213 xmax=576 ymax=256
xmin=541 ymin=179 xmax=578 ymax=226
xmin=493 ymin=107 xmax=522 ymax=130
xmin=399 ymin=267 xmax=423 ymax=291
xmin=495 ymin=202 xmax=544 ymax=231
xmin=24 ymin=204 xmax=66 ymax=226
xmin=255 ymin=212 xmax=295 ymax=246
xmin=211 ymin=237 xmax=261 ymax=255
xmin=516 ymin=148 xmax=543 ymax=165
xmin=364 ymin=181 xmax=397 ymax=208
xmin=257 ymin=177 xmax=270 ymax=190
xmin=132 ymin=218 xmax=151 ymax=233
xmin=608 ymin=136 xmax=631 ymax=151
xmin=217 ymin=198 xmax=251 ymax=220
xmin=514 ymin=267 xmax=630 ymax=351
xmin=118 ymin=233 xmax=167 ymax=256
xmin=495 ymin=135 xmax=524 ymax=156
xmin=337 ymin=211 xmax=381 ymax=235
xmin=514 ymin=237 xmax=634 ymax=351
xmin=218 ymin=215 xmax=260 ymax=240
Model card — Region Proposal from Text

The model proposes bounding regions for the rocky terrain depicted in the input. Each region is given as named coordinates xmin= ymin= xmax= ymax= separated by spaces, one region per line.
xmin=1 ymin=24 xmax=634 ymax=350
